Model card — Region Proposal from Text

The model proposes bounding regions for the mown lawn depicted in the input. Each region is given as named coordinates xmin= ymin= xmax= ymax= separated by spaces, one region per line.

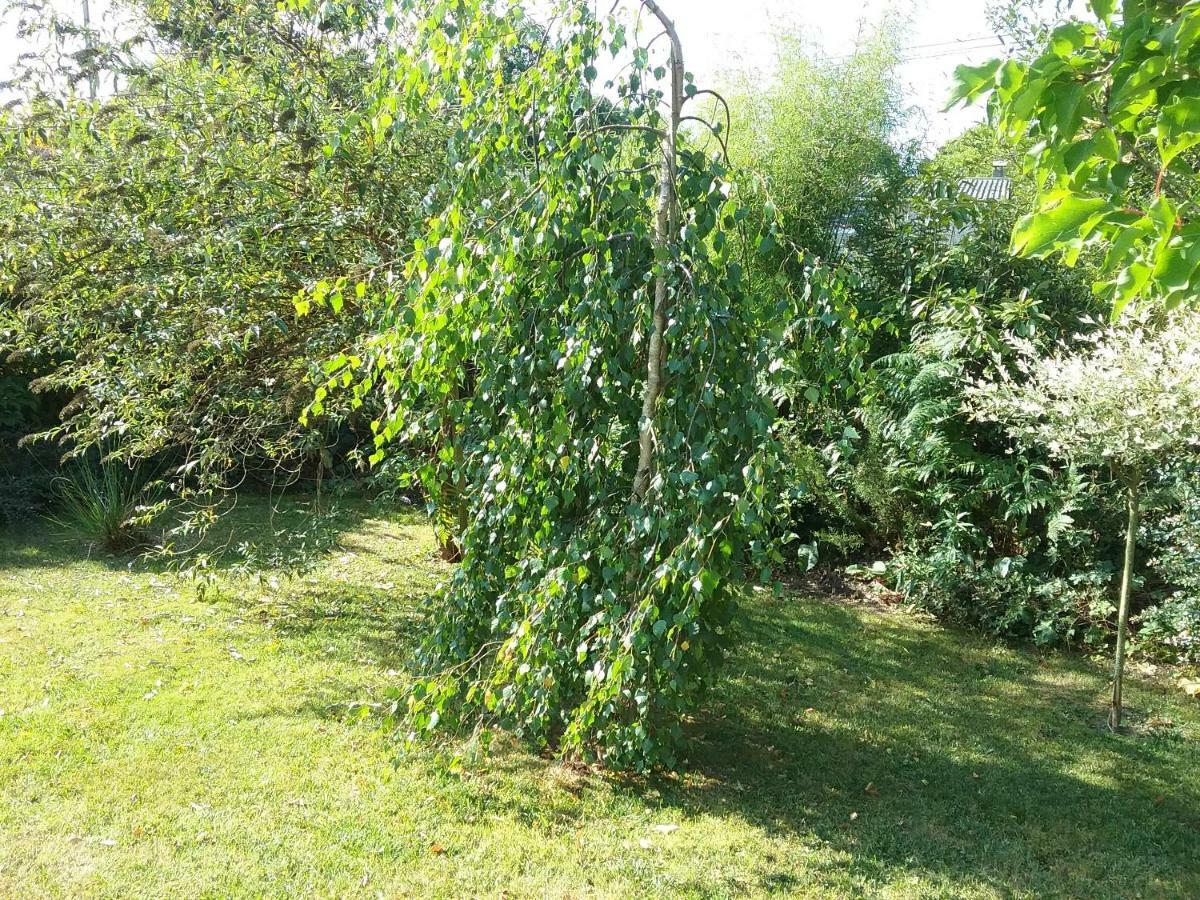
xmin=1 ymin=502 xmax=1198 ymax=898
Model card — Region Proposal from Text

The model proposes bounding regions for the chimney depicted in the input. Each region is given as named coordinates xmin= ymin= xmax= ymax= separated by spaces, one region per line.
xmin=992 ymin=159 xmax=1009 ymax=178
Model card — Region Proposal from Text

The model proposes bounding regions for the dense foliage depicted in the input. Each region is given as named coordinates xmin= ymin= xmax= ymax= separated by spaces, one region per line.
xmin=954 ymin=0 xmax=1200 ymax=315
xmin=758 ymin=113 xmax=1118 ymax=648
xmin=1140 ymin=470 xmax=1200 ymax=664
xmin=0 ymin=0 xmax=437 ymax=554
xmin=0 ymin=362 xmax=60 ymax=528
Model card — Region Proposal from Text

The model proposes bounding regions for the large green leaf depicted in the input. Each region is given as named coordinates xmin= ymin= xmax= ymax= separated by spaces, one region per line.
xmin=1089 ymin=0 xmax=1115 ymax=23
xmin=946 ymin=59 xmax=1002 ymax=110
xmin=1152 ymin=223 xmax=1200 ymax=308
xmin=1157 ymin=94 xmax=1200 ymax=165
xmin=1012 ymin=193 xmax=1113 ymax=258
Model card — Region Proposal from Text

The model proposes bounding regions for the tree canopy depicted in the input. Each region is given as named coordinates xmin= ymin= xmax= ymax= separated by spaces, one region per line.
xmin=1 ymin=0 xmax=441 ymax=554
xmin=952 ymin=0 xmax=1200 ymax=316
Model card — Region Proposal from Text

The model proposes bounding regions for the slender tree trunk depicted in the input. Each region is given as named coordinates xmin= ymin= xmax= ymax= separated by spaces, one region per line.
xmin=437 ymin=382 xmax=466 ymax=563
xmin=632 ymin=1 xmax=682 ymax=500
xmin=1109 ymin=472 xmax=1141 ymax=730
xmin=82 ymin=0 xmax=98 ymax=100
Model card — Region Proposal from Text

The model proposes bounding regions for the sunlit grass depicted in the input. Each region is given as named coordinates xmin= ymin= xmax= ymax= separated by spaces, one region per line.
xmin=1 ymin=501 xmax=1197 ymax=897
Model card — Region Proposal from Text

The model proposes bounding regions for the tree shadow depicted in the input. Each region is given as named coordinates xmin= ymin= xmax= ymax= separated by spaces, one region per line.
xmin=242 ymin=584 xmax=429 ymax=675
xmin=14 ymin=506 xmax=1194 ymax=896
xmin=642 ymin=595 xmax=1200 ymax=897
xmin=255 ymin=549 xmax=1196 ymax=896
xmin=0 ymin=494 xmax=423 ymax=577
xmin=168 ymin=524 xmax=1199 ymax=898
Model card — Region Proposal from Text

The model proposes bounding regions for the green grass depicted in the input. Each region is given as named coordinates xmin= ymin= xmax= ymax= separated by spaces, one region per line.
xmin=2 ymin=500 xmax=1198 ymax=898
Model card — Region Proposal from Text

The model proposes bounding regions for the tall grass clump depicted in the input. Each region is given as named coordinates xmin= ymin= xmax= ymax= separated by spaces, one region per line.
xmin=53 ymin=462 xmax=158 ymax=554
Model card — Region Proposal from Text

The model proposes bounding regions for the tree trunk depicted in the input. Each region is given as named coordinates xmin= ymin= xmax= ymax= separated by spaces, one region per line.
xmin=437 ymin=382 xmax=467 ymax=563
xmin=632 ymin=1 xmax=682 ymax=500
xmin=1109 ymin=472 xmax=1140 ymax=730
xmin=82 ymin=0 xmax=98 ymax=101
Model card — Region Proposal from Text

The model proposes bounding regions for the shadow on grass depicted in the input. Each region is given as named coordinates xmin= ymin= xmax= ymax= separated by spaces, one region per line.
xmin=651 ymin=596 xmax=1200 ymax=897
xmin=191 ymin=528 xmax=1200 ymax=896
xmin=9 ymin=505 xmax=1194 ymax=896
xmin=0 ymin=493 xmax=411 ymax=577
xmin=248 ymin=584 xmax=429 ymax=675
xmin=256 ymin=563 xmax=1199 ymax=895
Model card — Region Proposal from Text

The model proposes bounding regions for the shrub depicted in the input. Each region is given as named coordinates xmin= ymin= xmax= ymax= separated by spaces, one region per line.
xmin=969 ymin=314 xmax=1200 ymax=725
xmin=0 ymin=2 xmax=432 ymax=553
xmin=1138 ymin=468 xmax=1200 ymax=663
xmin=1135 ymin=596 xmax=1200 ymax=665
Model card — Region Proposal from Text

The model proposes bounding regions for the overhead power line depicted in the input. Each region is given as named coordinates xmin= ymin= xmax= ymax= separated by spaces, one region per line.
xmin=898 ymin=41 xmax=1005 ymax=64
xmin=820 ymin=34 xmax=1004 ymax=64
xmin=893 ymin=34 xmax=1003 ymax=52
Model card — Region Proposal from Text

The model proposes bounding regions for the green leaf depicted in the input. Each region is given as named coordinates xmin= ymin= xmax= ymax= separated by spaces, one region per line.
xmin=1157 ymin=95 xmax=1200 ymax=166
xmin=1052 ymin=81 xmax=1085 ymax=138
xmin=1110 ymin=260 xmax=1152 ymax=320
xmin=1063 ymin=136 xmax=1096 ymax=174
xmin=1012 ymin=193 xmax=1112 ymax=258
xmin=1049 ymin=22 xmax=1088 ymax=58
xmin=1093 ymin=127 xmax=1120 ymax=162
xmin=946 ymin=59 xmax=1002 ymax=110
xmin=1152 ymin=224 xmax=1200 ymax=306
xmin=1110 ymin=54 xmax=1167 ymax=116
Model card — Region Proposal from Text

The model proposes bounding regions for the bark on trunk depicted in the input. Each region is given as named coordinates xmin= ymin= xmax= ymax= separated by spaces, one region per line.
xmin=1109 ymin=473 xmax=1140 ymax=730
xmin=632 ymin=1 xmax=683 ymax=500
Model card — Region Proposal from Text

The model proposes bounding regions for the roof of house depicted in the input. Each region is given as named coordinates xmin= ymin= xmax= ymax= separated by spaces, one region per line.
xmin=959 ymin=175 xmax=1013 ymax=202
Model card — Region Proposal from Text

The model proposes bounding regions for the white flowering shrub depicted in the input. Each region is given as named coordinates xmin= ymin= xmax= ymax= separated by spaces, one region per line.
xmin=968 ymin=314 xmax=1200 ymax=726
xmin=969 ymin=318 xmax=1200 ymax=472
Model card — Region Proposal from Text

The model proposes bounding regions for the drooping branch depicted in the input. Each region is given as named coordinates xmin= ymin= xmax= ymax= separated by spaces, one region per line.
xmin=685 ymin=87 xmax=733 ymax=163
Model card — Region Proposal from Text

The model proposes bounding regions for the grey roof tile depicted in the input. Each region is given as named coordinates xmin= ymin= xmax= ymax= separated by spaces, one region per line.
xmin=959 ymin=176 xmax=1013 ymax=201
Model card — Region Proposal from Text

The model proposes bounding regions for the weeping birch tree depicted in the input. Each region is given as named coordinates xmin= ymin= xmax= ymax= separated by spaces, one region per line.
xmin=303 ymin=0 xmax=788 ymax=769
